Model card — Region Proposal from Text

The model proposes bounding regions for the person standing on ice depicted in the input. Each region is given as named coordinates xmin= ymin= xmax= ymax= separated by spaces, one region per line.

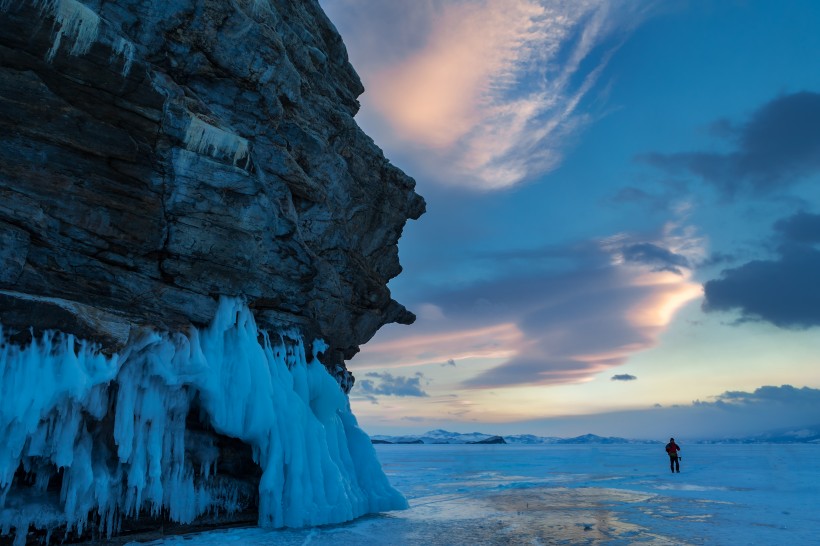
xmin=665 ymin=437 xmax=681 ymax=473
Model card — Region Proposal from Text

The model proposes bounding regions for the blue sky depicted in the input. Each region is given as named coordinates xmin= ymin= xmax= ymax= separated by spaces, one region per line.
xmin=320 ymin=0 xmax=820 ymax=439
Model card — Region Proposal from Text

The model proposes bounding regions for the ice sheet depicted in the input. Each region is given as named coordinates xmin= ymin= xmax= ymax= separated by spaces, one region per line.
xmin=134 ymin=443 xmax=819 ymax=545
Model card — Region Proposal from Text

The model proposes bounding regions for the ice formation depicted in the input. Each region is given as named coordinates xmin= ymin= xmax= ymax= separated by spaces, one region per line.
xmin=0 ymin=298 xmax=406 ymax=544
xmin=40 ymin=0 xmax=101 ymax=62
xmin=7 ymin=0 xmax=136 ymax=74
xmin=184 ymin=116 xmax=251 ymax=166
xmin=111 ymin=37 xmax=135 ymax=76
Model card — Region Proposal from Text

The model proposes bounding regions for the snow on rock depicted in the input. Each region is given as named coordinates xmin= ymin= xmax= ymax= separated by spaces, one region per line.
xmin=0 ymin=298 xmax=406 ymax=543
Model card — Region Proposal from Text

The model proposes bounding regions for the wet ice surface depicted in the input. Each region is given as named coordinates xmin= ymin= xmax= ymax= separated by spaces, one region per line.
xmin=133 ymin=444 xmax=819 ymax=545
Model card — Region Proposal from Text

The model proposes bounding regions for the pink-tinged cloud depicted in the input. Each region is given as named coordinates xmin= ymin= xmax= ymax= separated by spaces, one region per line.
xmin=351 ymin=225 xmax=703 ymax=388
xmin=351 ymin=323 xmax=524 ymax=371
xmin=323 ymin=0 xmax=651 ymax=189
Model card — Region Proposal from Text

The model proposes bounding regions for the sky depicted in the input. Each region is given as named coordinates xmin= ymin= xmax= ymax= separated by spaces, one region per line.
xmin=319 ymin=0 xmax=820 ymax=440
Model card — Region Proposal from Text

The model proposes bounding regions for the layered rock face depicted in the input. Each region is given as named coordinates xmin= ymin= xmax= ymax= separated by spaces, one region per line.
xmin=0 ymin=0 xmax=424 ymax=366
xmin=0 ymin=0 xmax=423 ymax=542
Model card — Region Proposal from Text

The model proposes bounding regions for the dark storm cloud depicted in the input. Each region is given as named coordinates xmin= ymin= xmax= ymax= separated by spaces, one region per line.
xmin=621 ymin=242 xmax=690 ymax=274
xmin=611 ymin=374 xmax=637 ymax=381
xmin=357 ymin=372 xmax=429 ymax=397
xmin=642 ymin=91 xmax=820 ymax=194
xmin=703 ymin=212 xmax=820 ymax=329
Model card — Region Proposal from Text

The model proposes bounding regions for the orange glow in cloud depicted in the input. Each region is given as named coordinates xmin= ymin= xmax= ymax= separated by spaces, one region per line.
xmin=372 ymin=0 xmax=544 ymax=148
xmin=567 ymin=273 xmax=702 ymax=373
xmin=628 ymin=278 xmax=703 ymax=329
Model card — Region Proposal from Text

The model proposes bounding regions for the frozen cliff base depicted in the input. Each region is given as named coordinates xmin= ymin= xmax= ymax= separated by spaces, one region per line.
xmin=0 ymin=298 xmax=407 ymax=545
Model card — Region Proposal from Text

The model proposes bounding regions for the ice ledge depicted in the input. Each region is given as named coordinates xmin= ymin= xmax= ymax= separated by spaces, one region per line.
xmin=0 ymin=297 xmax=406 ymax=544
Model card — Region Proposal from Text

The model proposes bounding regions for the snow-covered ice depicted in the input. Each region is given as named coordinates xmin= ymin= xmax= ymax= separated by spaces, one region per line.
xmin=134 ymin=443 xmax=820 ymax=545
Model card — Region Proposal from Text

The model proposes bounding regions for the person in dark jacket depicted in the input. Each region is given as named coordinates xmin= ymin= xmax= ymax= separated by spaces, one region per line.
xmin=665 ymin=437 xmax=681 ymax=473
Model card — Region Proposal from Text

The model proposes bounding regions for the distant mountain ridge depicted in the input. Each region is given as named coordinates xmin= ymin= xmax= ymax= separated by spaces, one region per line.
xmin=370 ymin=426 xmax=820 ymax=445
xmin=698 ymin=425 xmax=820 ymax=444
xmin=369 ymin=430 xmax=660 ymax=445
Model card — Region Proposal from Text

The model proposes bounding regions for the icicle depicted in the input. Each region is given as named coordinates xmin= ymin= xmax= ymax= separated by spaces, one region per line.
xmin=40 ymin=0 xmax=101 ymax=62
xmin=184 ymin=116 xmax=250 ymax=166
xmin=111 ymin=37 xmax=134 ymax=77
xmin=0 ymin=298 xmax=405 ymax=542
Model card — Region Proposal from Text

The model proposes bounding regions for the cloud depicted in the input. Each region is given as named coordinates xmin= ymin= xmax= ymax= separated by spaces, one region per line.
xmin=642 ymin=91 xmax=820 ymax=195
xmin=697 ymin=251 xmax=736 ymax=269
xmin=774 ymin=211 xmax=820 ymax=244
xmin=356 ymin=372 xmax=430 ymax=397
xmin=703 ymin=212 xmax=820 ymax=329
xmin=621 ymin=242 xmax=690 ymax=274
xmin=324 ymin=0 xmax=650 ymax=189
xmin=353 ymin=222 xmax=703 ymax=388
xmin=351 ymin=322 xmax=523 ymax=371
xmin=516 ymin=385 xmax=820 ymax=439
xmin=611 ymin=374 xmax=637 ymax=381
xmin=713 ymin=385 xmax=820 ymax=405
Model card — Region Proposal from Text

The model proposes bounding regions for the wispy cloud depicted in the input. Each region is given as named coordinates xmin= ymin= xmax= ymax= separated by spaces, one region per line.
xmin=324 ymin=0 xmax=650 ymax=190
xmin=611 ymin=374 xmax=637 ymax=381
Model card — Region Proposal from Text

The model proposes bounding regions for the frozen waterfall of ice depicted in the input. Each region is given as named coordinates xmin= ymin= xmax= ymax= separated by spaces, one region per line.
xmin=0 ymin=298 xmax=406 ymax=544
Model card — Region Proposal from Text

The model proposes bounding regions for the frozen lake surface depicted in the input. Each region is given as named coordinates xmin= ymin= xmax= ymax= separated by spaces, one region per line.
xmin=134 ymin=444 xmax=819 ymax=545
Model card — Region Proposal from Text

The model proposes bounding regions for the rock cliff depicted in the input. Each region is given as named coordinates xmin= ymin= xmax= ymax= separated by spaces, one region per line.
xmin=0 ymin=0 xmax=424 ymax=370
xmin=0 ymin=0 xmax=423 ymax=542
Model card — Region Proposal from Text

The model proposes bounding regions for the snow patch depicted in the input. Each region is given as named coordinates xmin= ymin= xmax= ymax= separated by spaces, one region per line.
xmin=0 ymin=298 xmax=405 ymax=543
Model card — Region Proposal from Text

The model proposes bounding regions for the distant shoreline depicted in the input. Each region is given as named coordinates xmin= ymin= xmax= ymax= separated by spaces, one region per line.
xmin=369 ymin=428 xmax=820 ymax=445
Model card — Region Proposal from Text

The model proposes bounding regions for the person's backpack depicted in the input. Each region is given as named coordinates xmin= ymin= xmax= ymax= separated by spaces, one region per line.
xmin=665 ymin=442 xmax=677 ymax=455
